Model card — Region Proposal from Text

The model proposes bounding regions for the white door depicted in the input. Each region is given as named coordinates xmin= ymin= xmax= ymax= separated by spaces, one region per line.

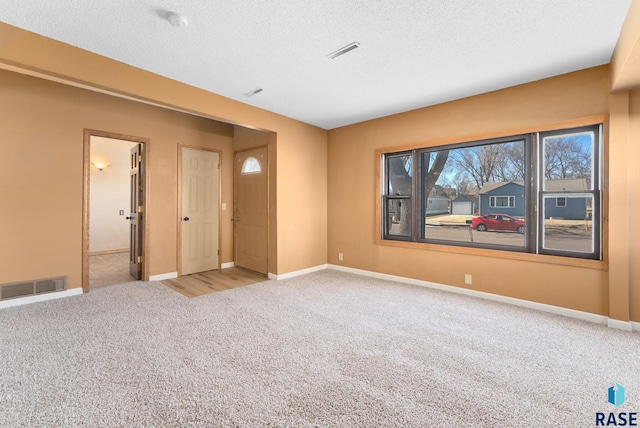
xmin=181 ymin=147 xmax=219 ymax=275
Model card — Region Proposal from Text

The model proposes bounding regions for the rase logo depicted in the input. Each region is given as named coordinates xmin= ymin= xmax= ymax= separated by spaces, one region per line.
xmin=596 ymin=383 xmax=637 ymax=426
xmin=610 ymin=384 xmax=627 ymax=408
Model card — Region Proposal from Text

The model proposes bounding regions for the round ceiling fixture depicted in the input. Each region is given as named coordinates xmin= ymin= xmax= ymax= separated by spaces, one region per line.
xmin=167 ymin=12 xmax=188 ymax=28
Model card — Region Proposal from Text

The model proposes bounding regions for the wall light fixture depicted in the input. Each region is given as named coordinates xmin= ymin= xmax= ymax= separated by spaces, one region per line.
xmin=92 ymin=162 xmax=110 ymax=171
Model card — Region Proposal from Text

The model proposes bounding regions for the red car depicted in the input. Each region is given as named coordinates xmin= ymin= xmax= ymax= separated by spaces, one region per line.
xmin=471 ymin=214 xmax=525 ymax=234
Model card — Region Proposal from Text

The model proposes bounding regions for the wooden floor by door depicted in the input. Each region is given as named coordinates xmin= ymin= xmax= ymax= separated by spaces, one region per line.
xmin=234 ymin=148 xmax=268 ymax=274
xmin=162 ymin=267 xmax=268 ymax=298
xmin=181 ymin=147 xmax=220 ymax=275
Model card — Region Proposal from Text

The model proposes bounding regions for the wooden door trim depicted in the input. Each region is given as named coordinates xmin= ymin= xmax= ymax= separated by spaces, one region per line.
xmin=233 ymin=146 xmax=269 ymax=273
xmin=82 ymin=129 xmax=150 ymax=293
xmin=177 ymin=145 xmax=223 ymax=276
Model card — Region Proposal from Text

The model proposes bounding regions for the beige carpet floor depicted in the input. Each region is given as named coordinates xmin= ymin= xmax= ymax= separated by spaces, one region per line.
xmin=1 ymin=269 xmax=638 ymax=427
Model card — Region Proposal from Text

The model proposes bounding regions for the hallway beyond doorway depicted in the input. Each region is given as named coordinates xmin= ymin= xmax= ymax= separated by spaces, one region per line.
xmin=89 ymin=251 xmax=135 ymax=289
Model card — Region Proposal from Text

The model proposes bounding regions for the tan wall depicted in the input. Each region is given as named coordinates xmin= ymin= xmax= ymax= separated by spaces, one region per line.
xmin=0 ymin=70 xmax=237 ymax=287
xmin=232 ymin=123 xmax=328 ymax=274
xmin=0 ymin=23 xmax=328 ymax=281
xmin=328 ymin=66 xmax=615 ymax=316
xmin=0 ymin=22 xmax=633 ymax=319
xmin=630 ymin=89 xmax=640 ymax=322
xmin=611 ymin=0 xmax=640 ymax=91
xmin=608 ymin=91 xmax=631 ymax=321
xmin=610 ymin=0 xmax=639 ymax=325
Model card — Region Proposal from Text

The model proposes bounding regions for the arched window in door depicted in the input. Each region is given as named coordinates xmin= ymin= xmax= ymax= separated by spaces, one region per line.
xmin=241 ymin=156 xmax=262 ymax=175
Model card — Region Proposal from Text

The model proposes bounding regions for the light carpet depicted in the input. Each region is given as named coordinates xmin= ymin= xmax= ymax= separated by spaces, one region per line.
xmin=1 ymin=269 xmax=638 ymax=427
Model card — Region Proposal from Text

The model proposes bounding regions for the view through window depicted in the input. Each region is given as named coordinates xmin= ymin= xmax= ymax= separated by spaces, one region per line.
xmin=382 ymin=124 xmax=601 ymax=260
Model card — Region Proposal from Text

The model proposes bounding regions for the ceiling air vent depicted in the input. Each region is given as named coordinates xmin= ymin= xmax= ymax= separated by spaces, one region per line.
xmin=327 ymin=42 xmax=360 ymax=59
xmin=244 ymin=88 xmax=264 ymax=97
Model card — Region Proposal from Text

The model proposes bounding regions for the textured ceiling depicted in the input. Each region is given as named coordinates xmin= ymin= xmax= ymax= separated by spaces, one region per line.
xmin=0 ymin=0 xmax=632 ymax=129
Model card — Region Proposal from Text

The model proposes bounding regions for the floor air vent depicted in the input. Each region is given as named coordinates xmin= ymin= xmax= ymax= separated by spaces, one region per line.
xmin=1 ymin=276 xmax=67 ymax=300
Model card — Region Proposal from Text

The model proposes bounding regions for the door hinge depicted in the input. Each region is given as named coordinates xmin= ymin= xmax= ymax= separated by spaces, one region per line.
xmin=218 ymin=249 xmax=220 ymax=255
xmin=137 ymin=256 xmax=142 ymax=264
xmin=139 ymin=155 xmax=143 ymax=163
xmin=138 ymin=205 xmax=143 ymax=213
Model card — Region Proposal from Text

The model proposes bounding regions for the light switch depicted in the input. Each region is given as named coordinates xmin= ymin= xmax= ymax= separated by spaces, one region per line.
xmin=119 ymin=210 xmax=124 ymax=215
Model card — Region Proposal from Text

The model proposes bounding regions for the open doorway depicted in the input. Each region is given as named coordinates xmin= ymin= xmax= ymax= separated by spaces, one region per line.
xmin=82 ymin=130 xmax=149 ymax=292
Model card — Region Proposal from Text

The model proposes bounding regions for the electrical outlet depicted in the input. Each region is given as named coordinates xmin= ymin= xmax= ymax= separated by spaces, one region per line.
xmin=221 ymin=203 xmax=227 ymax=211
xmin=338 ymin=253 xmax=344 ymax=261
xmin=465 ymin=274 xmax=472 ymax=285
xmin=119 ymin=210 xmax=124 ymax=215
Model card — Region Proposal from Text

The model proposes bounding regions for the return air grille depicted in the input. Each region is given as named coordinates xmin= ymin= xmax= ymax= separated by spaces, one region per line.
xmin=1 ymin=276 xmax=66 ymax=300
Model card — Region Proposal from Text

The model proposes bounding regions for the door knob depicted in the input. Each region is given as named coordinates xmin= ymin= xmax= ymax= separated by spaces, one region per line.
xmin=235 ymin=217 xmax=240 ymax=221
xmin=183 ymin=217 xmax=190 ymax=221
xmin=125 ymin=216 xmax=133 ymax=220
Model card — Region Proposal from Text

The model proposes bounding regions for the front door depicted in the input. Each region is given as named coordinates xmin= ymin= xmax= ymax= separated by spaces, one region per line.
xmin=128 ymin=144 xmax=143 ymax=279
xmin=180 ymin=147 xmax=220 ymax=275
xmin=234 ymin=148 xmax=268 ymax=274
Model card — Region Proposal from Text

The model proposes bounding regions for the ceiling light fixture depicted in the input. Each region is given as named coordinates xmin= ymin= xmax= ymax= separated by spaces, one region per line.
xmin=244 ymin=88 xmax=264 ymax=97
xmin=167 ymin=12 xmax=188 ymax=28
xmin=327 ymin=42 xmax=360 ymax=59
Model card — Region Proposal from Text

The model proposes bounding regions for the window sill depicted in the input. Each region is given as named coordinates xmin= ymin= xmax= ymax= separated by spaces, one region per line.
xmin=375 ymin=237 xmax=608 ymax=270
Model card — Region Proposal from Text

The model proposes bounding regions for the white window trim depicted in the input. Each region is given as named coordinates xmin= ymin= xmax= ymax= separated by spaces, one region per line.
xmin=489 ymin=195 xmax=515 ymax=209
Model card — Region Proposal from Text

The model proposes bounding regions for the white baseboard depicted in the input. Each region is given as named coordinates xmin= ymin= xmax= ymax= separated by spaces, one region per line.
xmin=632 ymin=321 xmax=640 ymax=332
xmin=328 ymin=264 xmax=612 ymax=327
xmin=608 ymin=319 xmax=634 ymax=332
xmin=0 ymin=288 xmax=83 ymax=309
xmin=269 ymin=264 xmax=329 ymax=280
xmin=221 ymin=262 xmax=235 ymax=269
xmin=149 ymin=272 xmax=178 ymax=281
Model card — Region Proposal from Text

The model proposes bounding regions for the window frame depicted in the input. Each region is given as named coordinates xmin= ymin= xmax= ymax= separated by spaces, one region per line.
xmin=382 ymin=152 xmax=414 ymax=241
xmin=490 ymin=196 xmax=516 ymax=209
xmin=379 ymin=122 xmax=604 ymax=262
xmin=556 ymin=197 xmax=567 ymax=207
xmin=536 ymin=125 xmax=602 ymax=259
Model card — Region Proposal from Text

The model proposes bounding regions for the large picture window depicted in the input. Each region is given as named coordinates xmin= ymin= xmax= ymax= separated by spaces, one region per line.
xmin=381 ymin=124 xmax=602 ymax=260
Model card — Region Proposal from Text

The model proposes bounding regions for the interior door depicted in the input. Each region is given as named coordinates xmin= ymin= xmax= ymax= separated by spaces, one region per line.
xmin=128 ymin=144 xmax=143 ymax=279
xmin=234 ymin=148 xmax=268 ymax=274
xmin=181 ymin=147 xmax=220 ymax=275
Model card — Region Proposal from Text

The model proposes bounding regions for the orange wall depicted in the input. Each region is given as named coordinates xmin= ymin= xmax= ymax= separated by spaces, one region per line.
xmin=0 ymin=23 xmax=328 ymax=281
xmin=611 ymin=0 xmax=640 ymax=91
xmin=328 ymin=66 xmax=615 ymax=317
xmin=630 ymin=89 xmax=640 ymax=322
xmin=0 ymin=22 xmax=634 ymax=321
xmin=0 ymin=70 xmax=236 ymax=287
